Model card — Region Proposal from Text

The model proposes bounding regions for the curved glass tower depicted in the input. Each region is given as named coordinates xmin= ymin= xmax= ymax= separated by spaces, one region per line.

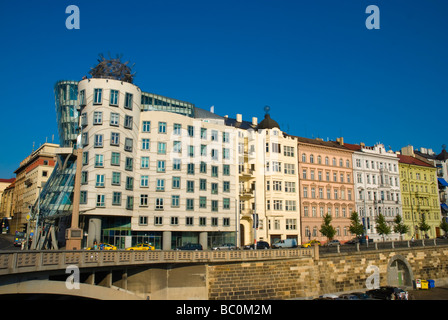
xmin=31 ymin=81 xmax=80 ymax=248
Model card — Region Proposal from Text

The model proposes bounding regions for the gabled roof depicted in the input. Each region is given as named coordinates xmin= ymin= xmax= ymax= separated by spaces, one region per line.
xmin=397 ymin=154 xmax=434 ymax=167
xmin=343 ymin=143 xmax=362 ymax=151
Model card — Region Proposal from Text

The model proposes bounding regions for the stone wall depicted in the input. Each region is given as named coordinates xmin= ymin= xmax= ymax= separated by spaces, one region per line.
xmin=207 ymin=246 xmax=448 ymax=300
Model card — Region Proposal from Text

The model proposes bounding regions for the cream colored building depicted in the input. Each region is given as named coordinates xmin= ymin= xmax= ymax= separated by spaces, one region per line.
xmin=78 ymin=78 xmax=238 ymax=250
xmin=12 ymin=143 xmax=59 ymax=233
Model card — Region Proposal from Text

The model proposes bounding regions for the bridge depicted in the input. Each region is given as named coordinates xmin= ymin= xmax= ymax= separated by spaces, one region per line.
xmin=1 ymin=241 xmax=448 ymax=299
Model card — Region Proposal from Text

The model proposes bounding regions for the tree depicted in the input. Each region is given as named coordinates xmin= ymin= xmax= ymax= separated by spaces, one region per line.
xmin=440 ymin=219 xmax=448 ymax=237
xmin=349 ymin=211 xmax=364 ymax=238
xmin=418 ymin=214 xmax=431 ymax=238
xmin=375 ymin=213 xmax=391 ymax=241
xmin=320 ymin=213 xmax=336 ymax=243
xmin=393 ymin=214 xmax=409 ymax=241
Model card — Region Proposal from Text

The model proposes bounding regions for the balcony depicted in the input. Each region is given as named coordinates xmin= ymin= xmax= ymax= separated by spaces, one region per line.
xmin=239 ymin=189 xmax=254 ymax=198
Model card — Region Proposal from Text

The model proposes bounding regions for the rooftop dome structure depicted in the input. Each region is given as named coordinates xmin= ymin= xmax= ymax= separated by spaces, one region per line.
xmin=436 ymin=145 xmax=448 ymax=161
xmin=89 ymin=54 xmax=135 ymax=83
xmin=257 ymin=113 xmax=280 ymax=130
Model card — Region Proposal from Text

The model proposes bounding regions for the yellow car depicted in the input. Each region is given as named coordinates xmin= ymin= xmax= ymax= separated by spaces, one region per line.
xmin=86 ymin=243 xmax=117 ymax=250
xmin=126 ymin=243 xmax=155 ymax=251
xmin=301 ymin=240 xmax=321 ymax=248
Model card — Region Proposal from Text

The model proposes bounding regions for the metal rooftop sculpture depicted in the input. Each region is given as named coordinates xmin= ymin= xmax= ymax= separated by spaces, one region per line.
xmin=89 ymin=54 xmax=136 ymax=83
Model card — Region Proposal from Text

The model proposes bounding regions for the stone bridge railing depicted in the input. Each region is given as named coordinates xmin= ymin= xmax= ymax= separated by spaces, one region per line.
xmin=0 ymin=247 xmax=315 ymax=276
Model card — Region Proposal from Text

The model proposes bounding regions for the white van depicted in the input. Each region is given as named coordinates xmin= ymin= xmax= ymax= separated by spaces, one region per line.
xmin=272 ymin=239 xmax=298 ymax=249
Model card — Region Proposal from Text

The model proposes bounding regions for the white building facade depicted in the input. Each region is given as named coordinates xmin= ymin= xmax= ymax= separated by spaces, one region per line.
xmin=347 ymin=143 xmax=402 ymax=241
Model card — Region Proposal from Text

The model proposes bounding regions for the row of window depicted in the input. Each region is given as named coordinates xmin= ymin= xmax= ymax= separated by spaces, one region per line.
xmin=355 ymin=158 xmax=398 ymax=172
xmin=81 ymin=191 xmax=232 ymax=211
xmin=265 ymin=161 xmax=296 ymax=174
xmin=302 ymin=186 xmax=353 ymax=200
xmin=301 ymin=154 xmax=351 ymax=168
xmin=357 ymin=190 xmax=401 ymax=202
xmin=303 ymin=206 xmax=353 ymax=218
xmin=80 ymin=88 xmax=134 ymax=109
xmin=86 ymin=172 xmax=233 ymax=193
xmin=358 ymin=206 xmax=401 ymax=217
xmin=304 ymin=226 xmax=350 ymax=238
xmin=302 ymin=169 xmax=351 ymax=183
xmin=255 ymin=218 xmax=298 ymax=231
xmin=82 ymin=151 xmax=232 ymax=176
xmin=138 ymin=215 xmax=231 ymax=227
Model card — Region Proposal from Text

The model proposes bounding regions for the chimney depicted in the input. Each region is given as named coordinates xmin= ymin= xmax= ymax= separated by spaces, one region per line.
xmin=401 ymin=145 xmax=415 ymax=157
xmin=336 ymin=137 xmax=344 ymax=145
xmin=360 ymin=142 xmax=365 ymax=147
xmin=236 ymin=114 xmax=242 ymax=122
xmin=252 ymin=117 xmax=258 ymax=126
xmin=210 ymin=106 xmax=214 ymax=114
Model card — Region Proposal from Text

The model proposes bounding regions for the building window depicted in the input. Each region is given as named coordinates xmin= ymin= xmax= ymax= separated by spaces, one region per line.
xmin=173 ymin=159 xmax=181 ymax=170
xmin=158 ymin=142 xmax=167 ymax=154
xmin=110 ymin=132 xmax=120 ymax=146
xmin=140 ymin=175 xmax=149 ymax=188
xmin=223 ymin=164 xmax=230 ymax=175
xmin=126 ymin=177 xmax=134 ymax=190
xmin=211 ymin=200 xmax=218 ymax=212
xmin=171 ymin=217 xmax=179 ymax=225
xmin=124 ymin=138 xmax=133 ymax=152
xmin=110 ymin=112 xmax=119 ymax=126
xmin=94 ymin=88 xmax=102 ymax=104
xmin=172 ymin=177 xmax=180 ymax=189
xmin=141 ymin=157 xmax=149 ymax=169
xmin=95 ymin=174 xmax=105 ymax=188
xmin=186 ymin=217 xmax=194 ymax=226
xmin=154 ymin=216 xmax=163 ymax=225
xmin=211 ymin=217 xmax=218 ymax=227
xmin=156 ymin=179 xmax=165 ymax=191
xmin=110 ymin=90 xmax=119 ymax=106
xmin=94 ymin=134 xmax=103 ymax=148
xmin=81 ymin=171 xmax=88 ymax=185
xmin=223 ymin=198 xmax=230 ymax=209
xmin=157 ymin=160 xmax=166 ymax=172
xmin=173 ymin=123 xmax=181 ymax=135
xmin=223 ymin=218 xmax=230 ymax=227
xmin=139 ymin=216 xmax=148 ymax=226
xmin=186 ymin=199 xmax=194 ymax=210
xmin=124 ymin=93 xmax=133 ymax=110
xmin=188 ymin=125 xmax=194 ymax=137
xmin=124 ymin=115 xmax=133 ymax=129
xmin=171 ymin=195 xmax=180 ymax=207
xmin=187 ymin=180 xmax=195 ymax=193
xmin=142 ymin=121 xmax=151 ymax=132
xmin=95 ymin=154 xmax=104 ymax=167
xmin=93 ymin=111 xmax=103 ymax=125
xmin=199 ymin=196 xmax=207 ymax=208
xmin=80 ymin=191 xmax=87 ymax=204
xmin=112 ymin=172 xmax=121 ymax=186
xmin=140 ymin=194 xmax=149 ymax=207
xmin=142 ymin=139 xmax=150 ymax=150
xmin=96 ymin=194 xmax=105 ymax=207
xmin=155 ymin=198 xmax=164 ymax=210
xmin=125 ymin=157 xmax=133 ymax=171
xmin=126 ymin=196 xmax=134 ymax=210
xmin=199 ymin=217 xmax=206 ymax=226
xmin=158 ymin=122 xmax=166 ymax=134
xmin=112 ymin=192 xmax=122 ymax=205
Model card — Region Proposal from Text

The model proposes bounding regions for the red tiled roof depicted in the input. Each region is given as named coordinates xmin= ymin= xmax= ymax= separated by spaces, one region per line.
xmin=398 ymin=154 xmax=434 ymax=167
xmin=0 ymin=178 xmax=15 ymax=183
xmin=343 ymin=143 xmax=362 ymax=151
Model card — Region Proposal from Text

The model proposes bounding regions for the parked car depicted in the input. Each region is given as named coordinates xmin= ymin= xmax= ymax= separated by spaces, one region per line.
xmin=13 ymin=232 xmax=26 ymax=247
xmin=326 ymin=240 xmax=341 ymax=247
xmin=126 ymin=243 xmax=155 ymax=251
xmin=212 ymin=243 xmax=237 ymax=250
xmin=349 ymin=292 xmax=373 ymax=300
xmin=366 ymin=286 xmax=407 ymax=300
xmin=176 ymin=243 xmax=203 ymax=251
xmin=301 ymin=240 xmax=321 ymax=248
xmin=272 ymin=239 xmax=297 ymax=249
xmin=243 ymin=241 xmax=270 ymax=250
xmin=338 ymin=293 xmax=360 ymax=300
xmin=87 ymin=243 xmax=117 ymax=250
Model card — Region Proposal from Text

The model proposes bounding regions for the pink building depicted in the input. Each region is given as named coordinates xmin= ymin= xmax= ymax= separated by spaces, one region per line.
xmin=296 ymin=137 xmax=355 ymax=244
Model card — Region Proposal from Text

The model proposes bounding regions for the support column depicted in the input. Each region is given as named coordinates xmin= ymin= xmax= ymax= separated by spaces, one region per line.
xmin=66 ymin=148 xmax=83 ymax=250
xmin=163 ymin=231 xmax=172 ymax=251
xmin=87 ymin=217 xmax=102 ymax=248
xmin=199 ymin=232 xmax=208 ymax=250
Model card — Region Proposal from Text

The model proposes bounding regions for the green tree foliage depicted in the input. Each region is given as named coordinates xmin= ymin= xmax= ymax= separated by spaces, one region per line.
xmin=320 ymin=213 xmax=336 ymax=242
xmin=393 ymin=214 xmax=409 ymax=240
xmin=375 ymin=213 xmax=391 ymax=241
xmin=349 ymin=211 xmax=364 ymax=238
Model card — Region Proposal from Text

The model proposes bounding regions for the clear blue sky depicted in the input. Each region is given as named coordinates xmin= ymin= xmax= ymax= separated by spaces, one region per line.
xmin=0 ymin=0 xmax=447 ymax=178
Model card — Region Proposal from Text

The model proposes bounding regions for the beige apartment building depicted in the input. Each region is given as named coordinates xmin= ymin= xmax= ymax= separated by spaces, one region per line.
xmin=296 ymin=137 xmax=355 ymax=244
xmin=12 ymin=143 xmax=59 ymax=233
xmin=0 ymin=178 xmax=15 ymax=233
xmin=232 ymin=113 xmax=301 ymax=246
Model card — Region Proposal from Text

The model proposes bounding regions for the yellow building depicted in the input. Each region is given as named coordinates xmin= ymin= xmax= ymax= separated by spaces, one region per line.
xmin=398 ymin=153 xmax=440 ymax=239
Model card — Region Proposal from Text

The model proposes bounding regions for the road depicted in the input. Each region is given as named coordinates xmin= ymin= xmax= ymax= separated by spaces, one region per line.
xmin=408 ymin=286 xmax=448 ymax=300
xmin=0 ymin=234 xmax=20 ymax=251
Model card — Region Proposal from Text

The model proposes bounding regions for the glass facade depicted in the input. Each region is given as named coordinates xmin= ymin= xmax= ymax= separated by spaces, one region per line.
xmin=141 ymin=91 xmax=195 ymax=117
xmin=54 ymin=81 xmax=79 ymax=148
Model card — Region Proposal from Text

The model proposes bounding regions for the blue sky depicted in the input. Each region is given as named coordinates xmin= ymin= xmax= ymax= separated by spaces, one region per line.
xmin=0 ymin=0 xmax=447 ymax=178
